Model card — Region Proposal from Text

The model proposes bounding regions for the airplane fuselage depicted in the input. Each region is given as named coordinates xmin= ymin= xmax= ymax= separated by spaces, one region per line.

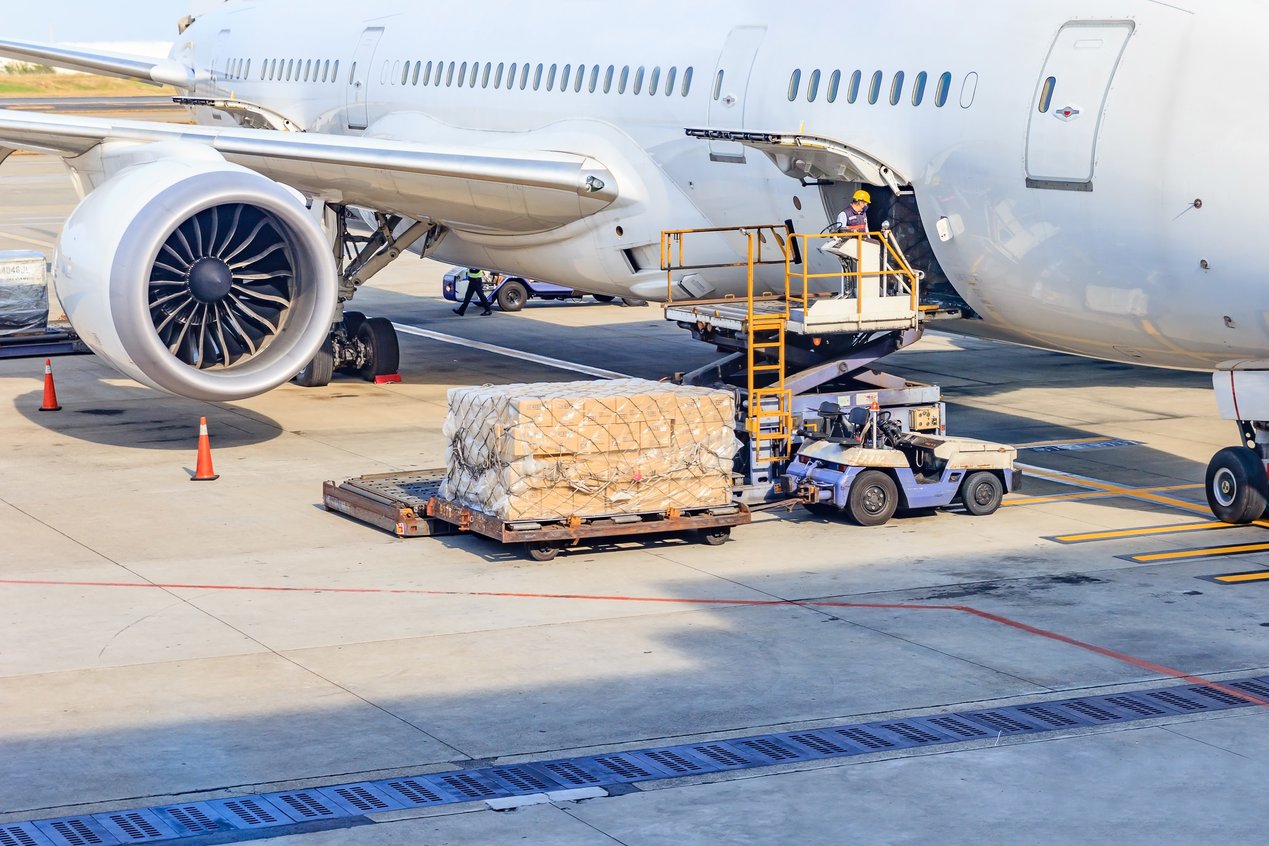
xmin=179 ymin=0 xmax=1269 ymax=370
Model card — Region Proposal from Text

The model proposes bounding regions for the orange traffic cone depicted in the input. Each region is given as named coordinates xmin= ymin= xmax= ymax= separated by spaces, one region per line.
xmin=39 ymin=358 xmax=61 ymax=412
xmin=191 ymin=417 xmax=220 ymax=482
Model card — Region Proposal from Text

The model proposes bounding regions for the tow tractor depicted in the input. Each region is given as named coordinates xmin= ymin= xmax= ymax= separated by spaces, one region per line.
xmin=779 ymin=401 xmax=1021 ymax=526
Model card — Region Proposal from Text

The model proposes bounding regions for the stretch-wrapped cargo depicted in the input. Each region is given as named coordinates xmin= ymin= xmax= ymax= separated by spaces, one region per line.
xmin=441 ymin=380 xmax=738 ymax=521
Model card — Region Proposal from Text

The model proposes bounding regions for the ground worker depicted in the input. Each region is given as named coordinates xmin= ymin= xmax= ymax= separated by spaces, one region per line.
xmin=454 ymin=267 xmax=494 ymax=316
xmin=837 ymin=189 xmax=871 ymax=233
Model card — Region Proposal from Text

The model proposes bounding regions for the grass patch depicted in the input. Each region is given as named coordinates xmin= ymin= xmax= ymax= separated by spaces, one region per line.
xmin=0 ymin=73 xmax=173 ymax=98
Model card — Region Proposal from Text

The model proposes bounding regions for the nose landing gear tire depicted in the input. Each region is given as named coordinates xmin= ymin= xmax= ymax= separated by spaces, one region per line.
xmin=1205 ymin=446 xmax=1268 ymax=524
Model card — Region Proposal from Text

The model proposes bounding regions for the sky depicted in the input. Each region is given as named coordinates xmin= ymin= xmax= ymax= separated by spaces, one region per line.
xmin=4 ymin=0 xmax=198 ymax=44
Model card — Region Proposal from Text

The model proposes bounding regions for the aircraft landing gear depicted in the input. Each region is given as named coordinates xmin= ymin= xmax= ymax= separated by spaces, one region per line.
xmin=295 ymin=207 xmax=445 ymax=388
xmin=1207 ymin=363 xmax=1269 ymax=524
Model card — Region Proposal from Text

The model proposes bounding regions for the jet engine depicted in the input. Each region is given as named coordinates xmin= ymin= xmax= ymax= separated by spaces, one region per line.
xmin=55 ymin=151 xmax=337 ymax=401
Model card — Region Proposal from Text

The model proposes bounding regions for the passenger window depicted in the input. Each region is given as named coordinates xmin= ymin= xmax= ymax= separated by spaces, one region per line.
xmin=889 ymin=70 xmax=904 ymax=105
xmin=546 ymin=63 xmax=557 ymax=91
xmin=665 ymin=66 xmax=677 ymax=97
xmin=912 ymin=70 xmax=927 ymax=105
xmin=245 ymin=59 xmax=252 ymax=79
xmin=446 ymin=62 xmax=456 ymax=87
xmin=807 ymin=68 xmax=821 ymax=102
xmin=575 ymin=64 xmax=585 ymax=93
xmin=495 ymin=62 xmax=504 ymax=88
xmin=619 ymin=66 xmax=630 ymax=94
xmin=481 ymin=62 xmax=491 ymax=88
xmin=308 ymin=59 xmax=315 ymax=82
xmin=401 ymin=62 xmax=409 ymax=86
xmin=506 ymin=62 xmax=516 ymax=89
xmin=533 ymin=63 xmax=543 ymax=90
xmin=633 ymin=66 xmax=645 ymax=95
xmin=868 ymin=70 xmax=882 ymax=104
xmin=682 ymin=66 xmax=693 ymax=96
xmin=287 ymin=59 xmax=295 ymax=81
xmin=713 ymin=69 xmax=724 ymax=100
xmin=827 ymin=69 xmax=841 ymax=103
xmin=1038 ymin=76 xmax=1056 ymax=113
xmin=561 ymin=64 xmax=570 ymax=92
xmin=787 ymin=69 xmax=801 ymax=102
xmin=604 ymin=65 xmax=615 ymax=93
xmin=519 ymin=63 xmax=530 ymax=90
xmin=847 ymin=70 xmax=861 ymax=103
xmin=960 ymin=72 xmax=978 ymax=108
xmin=460 ymin=61 xmax=470 ymax=87
xmin=935 ymin=72 xmax=952 ymax=107
xmin=332 ymin=60 xmax=339 ymax=82
xmin=649 ymin=66 xmax=660 ymax=96
xmin=322 ymin=60 xmax=330 ymax=83
xmin=469 ymin=62 xmax=478 ymax=87
xmin=424 ymin=61 xmax=433 ymax=86
xmin=589 ymin=65 xmax=600 ymax=93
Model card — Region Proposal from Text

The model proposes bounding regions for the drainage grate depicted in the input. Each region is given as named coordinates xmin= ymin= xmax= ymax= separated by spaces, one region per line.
xmin=15 ymin=676 xmax=1266 ymax=844
xmin=0 ymin=824 xmax=50 ymax=846
xmin=34 ymin=818 xmax=112 ymax=846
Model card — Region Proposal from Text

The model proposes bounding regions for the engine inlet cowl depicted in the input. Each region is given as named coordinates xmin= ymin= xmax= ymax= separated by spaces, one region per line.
xmin=56 ymin=155 xmax=338 ymax=401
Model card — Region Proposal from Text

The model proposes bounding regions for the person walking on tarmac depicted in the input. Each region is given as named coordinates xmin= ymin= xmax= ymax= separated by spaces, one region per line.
xmin=454 ymin=267 xmax=494 ymax=316
xmin=836 ymin=189 xmax=871 ymax=233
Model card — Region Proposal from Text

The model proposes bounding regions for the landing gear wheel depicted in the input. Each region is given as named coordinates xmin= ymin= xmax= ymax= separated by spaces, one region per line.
xmin=497 ymin=280 xmax=528 ymax=312
xmin=1205 ymin=446 xmax=1268 ymax=524
xmin=592 ymin=294 xmax=616 ymax=303
xmin=803 ymin=502 xmax=838 ymax=517
xmin=342 ymin=310 xmax=366 ymax=337
xmin=293 ymin=339 xmax=334 ymax=388
xmin=844 ymin=470 xmax=898 ymax=527
xmin=699 ymin=527 xmax=731 ymax=546
xmin=960 ymin=472 xmax=1004 ymax=516
xmin=527 ymin=542 xmax=561 ymax=562
xmin=356 ymin=317 xmax=400 ymax=381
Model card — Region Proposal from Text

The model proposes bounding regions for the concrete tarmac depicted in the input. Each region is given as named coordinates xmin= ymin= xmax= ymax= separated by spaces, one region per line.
xmin=0 ymin=154 xmax=1266 ymax=845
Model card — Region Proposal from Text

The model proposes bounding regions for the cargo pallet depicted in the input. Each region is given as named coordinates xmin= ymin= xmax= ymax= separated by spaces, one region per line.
xmin=323 ymin=469 xmax=751 ymax=561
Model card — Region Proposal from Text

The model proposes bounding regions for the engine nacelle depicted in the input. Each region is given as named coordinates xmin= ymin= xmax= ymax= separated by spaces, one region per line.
xmin=56 ymin=150 xmax=337 ymax=401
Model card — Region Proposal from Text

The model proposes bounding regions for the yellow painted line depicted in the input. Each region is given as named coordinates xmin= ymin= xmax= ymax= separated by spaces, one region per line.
xmin=1128 ymin=543 xmax=1269 ymax=564
xmin=1016 ymin=437 xmax=1114 ymax=449
xmin=1007 ymin=483 xmax=1202 ymax=509
xmin=1019 ymin=465 xmax=1213 ymax=516
xmin=0 ymin=230 xmax=55 ymax=250
xmin=1055 ymin=521 xmax=1232 ymax=543
xmin=1213 ymin=572 xmax=1269 ymax=584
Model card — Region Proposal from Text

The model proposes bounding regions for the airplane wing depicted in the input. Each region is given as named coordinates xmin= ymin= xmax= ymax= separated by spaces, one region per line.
xmin=0 ymin=109 xmax=619 ymax=233
xmin=0 ymin=38 xmax=197 ymax=89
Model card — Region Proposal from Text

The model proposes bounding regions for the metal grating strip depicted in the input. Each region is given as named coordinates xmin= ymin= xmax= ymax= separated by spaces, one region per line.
xmin=15 ymin=676 xmax=1266 ymax=843
xmin=0 ymin=824 xmax=52 ymax=846
xmin=262 ymin=792 xmax=345 ymax=824
xmin=205 ymin=798 xmax=288 ymax=830
xmin=152 ymin=806 xmax=228 ymax=837
xmin=376 ymin=778 xmax=448 ymax=808
xmin=94 ymin=811 xmax=175 ymax=844
xmin=318 ymin=783 xmax=405 ymax=815
xmin=485 ymin=765 xmax=566 ymax=794
xmin=34 ymin=818 xmax=116 ymax=846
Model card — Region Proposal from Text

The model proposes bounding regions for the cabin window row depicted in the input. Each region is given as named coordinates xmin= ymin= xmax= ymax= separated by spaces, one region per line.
xmin=784 ymin=69 xmax=962 ymax=108
xmin=380 ymin=59 xmax=695 ymax=97
xmin=222 ymin=58 xmax=343 ymax=84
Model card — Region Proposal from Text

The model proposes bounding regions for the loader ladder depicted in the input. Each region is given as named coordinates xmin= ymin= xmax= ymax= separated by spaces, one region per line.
xmin=661 ymin=225 xmax=797 ymax=465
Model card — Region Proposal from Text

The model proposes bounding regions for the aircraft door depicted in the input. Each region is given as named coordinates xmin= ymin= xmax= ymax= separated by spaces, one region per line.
xmin=347 ymin=27 xmax=384 ymax=131
xmin=1026 ymin=21 xmax=1134 ymax=189
xmin=706 ymin=25 xmax=767 ymax=162
xmin=213 ymin=29 xmax=232 ymax=84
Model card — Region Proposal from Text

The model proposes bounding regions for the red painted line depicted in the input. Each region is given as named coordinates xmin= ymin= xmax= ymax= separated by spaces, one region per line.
xmin=2 ymin=578 xmax=1265 ymax=708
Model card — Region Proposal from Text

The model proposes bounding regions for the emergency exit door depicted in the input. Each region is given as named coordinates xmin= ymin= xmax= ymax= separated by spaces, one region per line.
xmin=1026 ymin=21 xmax=1134 ymax=189
xmin=705 ymin=25 xmax=767 ymax=162
xmin=346 ymin=27 xmax=384 ymax=131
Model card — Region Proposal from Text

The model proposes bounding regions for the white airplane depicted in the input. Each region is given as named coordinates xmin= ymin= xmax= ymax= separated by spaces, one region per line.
xmin=1 ymin=0 xmax=1268 ymax=522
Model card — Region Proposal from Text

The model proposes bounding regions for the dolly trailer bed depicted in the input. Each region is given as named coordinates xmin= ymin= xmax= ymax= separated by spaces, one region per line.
xmin=324 ymin=469 xmax=751 ymax=560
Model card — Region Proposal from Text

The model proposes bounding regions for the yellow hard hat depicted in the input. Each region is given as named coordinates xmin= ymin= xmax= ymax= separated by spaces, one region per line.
xmin=853 ymin=189 xmax=872 ymax=204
